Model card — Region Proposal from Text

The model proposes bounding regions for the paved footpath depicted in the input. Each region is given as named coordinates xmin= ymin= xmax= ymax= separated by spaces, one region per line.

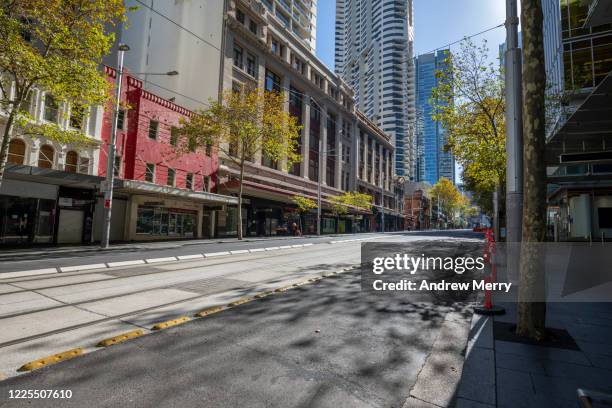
xmin=457 ymin=300 xmax=612 ymax=407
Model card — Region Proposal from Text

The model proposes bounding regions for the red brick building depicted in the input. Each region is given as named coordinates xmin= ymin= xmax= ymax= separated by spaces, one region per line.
xmin=93 ymin=67 xmax=236 ymax=242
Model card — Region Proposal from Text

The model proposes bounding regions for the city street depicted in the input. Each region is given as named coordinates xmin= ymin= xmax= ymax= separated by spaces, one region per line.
xmin=0 ymin=231 xmax=482 ymax=407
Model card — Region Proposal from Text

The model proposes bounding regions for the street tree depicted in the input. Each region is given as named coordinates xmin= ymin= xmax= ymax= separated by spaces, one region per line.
xmin=328 ymin=192 xmax=373 ymax=233
xmin=431 ymin=39 xmax=506 ymax=213
xmin=291 ymin=195 xmax=316 ymax=232
xmin=517 ymin=0 xmax=547 ymax=340
xmin=0 ymin=0 xmax=126 ymax=188
xmin=430 ymin=177 xmax=465 ymax=219
xmin=179 ymin=88 xmax=301 ymax=240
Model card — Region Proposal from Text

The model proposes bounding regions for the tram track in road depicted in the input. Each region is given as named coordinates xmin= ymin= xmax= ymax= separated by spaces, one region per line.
xmin=0 ymin=243 xmax=362 ymax=321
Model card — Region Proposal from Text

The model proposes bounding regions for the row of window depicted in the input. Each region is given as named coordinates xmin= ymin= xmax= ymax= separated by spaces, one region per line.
xmin=7 ymin=138 xmax=90 ymax=173
xmin=143 ymin=162 xmax=211 ymax=192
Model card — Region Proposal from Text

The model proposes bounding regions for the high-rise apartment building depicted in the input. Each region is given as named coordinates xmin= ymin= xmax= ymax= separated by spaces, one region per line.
xmin=260 ymin=0 xmax=318 ymax=51
xmin=415 ymin=50 xmax=454 ymax=185
xmin=334 ymin=0 xmax=416 ymax=179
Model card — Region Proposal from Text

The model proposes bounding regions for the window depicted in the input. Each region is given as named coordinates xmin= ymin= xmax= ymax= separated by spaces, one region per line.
xmin=186 ymin=173 xmax=193 ymax=190
xmin=145 ymin=163 xmax=155 ymax=182
xmin=116 ymin=109 xmax=125 ymax=130
xmin=170 ymin=126 xmax=179 ymax=146
xmin=249 ymin=20 xmax=258 ymax=35
xmin=271 ymin=38 xmax=280 ymax=55
xmin=69 ymin=105 xmax=84 ymax=129
xmin=148 ymin=120 xmax=158 ymax=140
xmin=246 ymin=52 xmax=258 ymax=77
xmin=19 ymin=90 xmax=33 ymax=114
xmin=203 ymin=175 xmax=210 ymax=192
xmin=65 ymin=151 xmax=78 ymax=173
xmin=38 ymin=145 xmax=54 ymax=168
xmin=233 ymin=43 xmax=243 ymax=69
xmin=79 ymin=157 xmax=90 ymax=174
xmin=236 ymin=9 xmax=245 ymax=24
xmin=7 ymin=139 xmax=26 ymax=165
xmin=167 ymin=168 xmax=175 ymax=186
xmin=113 ymin=155 xmax=121 ymax=176
xmin=44 ymin=95 xmax=58 ymax=123
xmin=265 ymin=68 xmax=281 ymax=92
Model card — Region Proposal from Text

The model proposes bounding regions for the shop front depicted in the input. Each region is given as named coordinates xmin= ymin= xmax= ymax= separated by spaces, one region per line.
xmin=102 ymin=179 xmax=237 ymax=242
xmin=0 ymin=165 xmax=102 ymax=247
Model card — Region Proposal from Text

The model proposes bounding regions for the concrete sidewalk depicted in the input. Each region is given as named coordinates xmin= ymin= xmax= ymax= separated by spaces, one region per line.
xmin=456 ymin=302 xmax=612 ymax=407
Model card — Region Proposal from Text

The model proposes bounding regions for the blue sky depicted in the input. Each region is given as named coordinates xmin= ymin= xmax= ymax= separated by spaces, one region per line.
xmin=316 ymin=0 xmax=508 ymax=69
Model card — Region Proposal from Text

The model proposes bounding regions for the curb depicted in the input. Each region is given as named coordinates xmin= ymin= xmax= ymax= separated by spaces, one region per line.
xmin=9 ymin=265 xmax=361 ymax=376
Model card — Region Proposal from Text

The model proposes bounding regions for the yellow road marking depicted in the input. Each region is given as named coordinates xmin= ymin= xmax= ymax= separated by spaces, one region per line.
xmin=151 ymin=316 xmax=191 ymax=330
xmin=96 ymin=330 xmax=144 ymax=347
xmin=228 ymin=297 xmax=253 ymax=307
xmin=18 ymin=348 xmax=83 ymax=372
xmin=194 ymin=305 xmax=226 ymax=318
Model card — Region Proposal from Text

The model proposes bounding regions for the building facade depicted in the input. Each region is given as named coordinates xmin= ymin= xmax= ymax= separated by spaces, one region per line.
xmin=96 ymin=67 xmax=237 ymax=242
xmin=0 ymin=83 xmax=104 ymax=246
xmin=543 ymin=0 xmax=612 ymax=241
xmin=219 ymin=0 xmax=400 ymax=236
xmin=334 ymin=0 xmax=416 ymax=180
xmin=415 ymin=50 xmax=455 ymax=185
xmin=105 ymin=0 xmax=226 ymax=111
xmin=259 ymin=0 xmax=318 ymax=52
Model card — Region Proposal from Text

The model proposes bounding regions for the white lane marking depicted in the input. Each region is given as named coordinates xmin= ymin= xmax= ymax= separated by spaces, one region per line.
xmin=279 ymin=245 xmax=293 ymax=249
xmin=0 ymin=268 xmax=58 ymax=280
xmin=107 ymin=260 xmax=146 ymax=267
xmin=230 ymin=250 xmax=250 ymax=255
xmin=303 ymin=243 xmax=314 ymax=247
xmin=204 ymin=251 xmax=230 ymax=257
xmin=145 ymin=257 xmax=178 ymax=264
xmin=264 ymin=247 xmax=280 ymax=251
xmin=59 ymin=264 xmax=107 ymax=273
xmin=291 ymin=244 xmax=304 ymax=248
xmin=177 ymin=254 xmax=205 ymax=260
xmin=248 ymin=248 xmax=265 ymax=253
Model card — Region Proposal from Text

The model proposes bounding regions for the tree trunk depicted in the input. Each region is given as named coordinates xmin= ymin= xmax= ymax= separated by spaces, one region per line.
xmin=0 ymin=110 xmax=17 ymax=191
xmin=516 ymin=0 xmax=547 ymax=340
xmin=237 ymin=160 xmax=245 ymax=240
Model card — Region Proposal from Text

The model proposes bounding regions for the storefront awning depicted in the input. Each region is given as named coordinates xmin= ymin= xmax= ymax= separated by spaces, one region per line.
xmin=546 ymin=71 xmax=612 ymax=166
xmin=4 ymin=164 xmax=103 ymax=189
xmin=114 ymin=179 xmax=238 ymax=205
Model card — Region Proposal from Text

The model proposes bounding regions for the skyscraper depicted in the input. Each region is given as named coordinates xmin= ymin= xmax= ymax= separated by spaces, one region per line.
xmin=334 ymin=0 xmax=416 ymax=179
xmin=415 ymin=50 xmax=454 ymax=185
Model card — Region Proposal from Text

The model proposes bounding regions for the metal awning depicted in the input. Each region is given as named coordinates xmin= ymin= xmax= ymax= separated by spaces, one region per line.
xmin=114 ymin=179 xmax=238 ymax=205
xmin=5 ymin=164 xmax=103 ymax=189
xmin=545 ymin=71 xmax=612 ymax=166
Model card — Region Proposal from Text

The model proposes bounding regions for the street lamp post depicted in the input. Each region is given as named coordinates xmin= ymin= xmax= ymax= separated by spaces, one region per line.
xmin=317 ymin=139 xmax=322 ymax=235
xmin=101 ymin=44 xmax=129 ymax=249
xmin=505 ymin=0 xmax=524 ymax=244
xmin=100 ymin=45 xmax=178 ymax=248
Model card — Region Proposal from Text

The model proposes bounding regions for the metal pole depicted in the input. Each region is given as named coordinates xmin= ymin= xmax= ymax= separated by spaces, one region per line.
xmin=380 ymin=174 xmax=384 ymax=233
xmin=317 ymin=139 xmax=322 ymax=236
xmin=101 ymin=45 xmax=128 ymax=248
xmin=505 ymin=0 xmax=523 ymax=244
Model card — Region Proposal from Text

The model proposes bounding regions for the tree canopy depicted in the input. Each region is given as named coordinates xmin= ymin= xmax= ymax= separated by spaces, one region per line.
xmin=0 ymin=0 xmax=126 ymax=186
xmin=431 ymin=39 xmax=506 ymax=207
xmin=179 ymin=88 xmax=302 ymax=239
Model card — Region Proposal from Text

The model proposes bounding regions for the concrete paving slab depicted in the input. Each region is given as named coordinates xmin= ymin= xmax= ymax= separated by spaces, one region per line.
xmin=454 ymin=398 xmax=495 ymax=408
xmin=0 ymin=291 xmax=63 ymax=317
xmin=457 ymin=346 xmax=496 ymax=405
xmin=494 ymin=340 xmax=592 ymax=365
xmin=79 ymin=288 xmax=199 ymax=317
xmin=0 ymin=306 xmax=102 ymax=345
xmin=0 ymin=319 xmax=139 ymax=378
xmin=0 ymin=284 xmax=24 ymax=294
xmin=10 ymin=273 xmax=114 ymax=290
